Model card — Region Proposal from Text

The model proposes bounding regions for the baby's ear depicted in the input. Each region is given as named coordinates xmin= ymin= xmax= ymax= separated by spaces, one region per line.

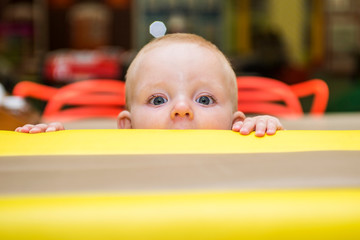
xmin=117 ymin=110 xmax=132 ymax=129
xmin=232 ymin=111 xmax=246 ymax=125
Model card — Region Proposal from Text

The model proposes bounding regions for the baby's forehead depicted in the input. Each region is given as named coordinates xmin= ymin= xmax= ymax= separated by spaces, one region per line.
xmin=138 ymin=42 xmax=226 ymax=74
xmin=144 ymin=40 xmax=218 ymax=57
xmin=137 ymin=43 xmax=228 ymax=81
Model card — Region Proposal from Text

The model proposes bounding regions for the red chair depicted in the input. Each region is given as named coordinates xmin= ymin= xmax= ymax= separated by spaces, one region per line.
xmin=290 ymin=79 xmax=329 ymax=116
xmin=13 ymin=79 xmax=126 ymax=122
xmin=237 ymin=76 xmax=329 ymax=118
xmin=13 ymin=81 xmax=58 ymax=101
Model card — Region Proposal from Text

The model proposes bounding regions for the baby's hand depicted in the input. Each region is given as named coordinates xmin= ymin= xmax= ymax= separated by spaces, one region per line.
xmin=15 ymin=122 xmax=65 ymax=133
xmin=232 ymin=115 xmax=284 ymax=137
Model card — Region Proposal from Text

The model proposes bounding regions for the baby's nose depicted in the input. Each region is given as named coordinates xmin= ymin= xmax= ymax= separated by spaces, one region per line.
xmin=170 ymin=100 xmax=194 ymax=119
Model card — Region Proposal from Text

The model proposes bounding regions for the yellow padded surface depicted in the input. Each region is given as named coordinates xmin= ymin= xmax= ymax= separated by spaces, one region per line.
xmin=1 ymin=129 xmax=360 ymax=156
xmin=1 ymin=130 xmax=360 ymax=239
xmin=0 ymin=189 xmax=359 ymax=239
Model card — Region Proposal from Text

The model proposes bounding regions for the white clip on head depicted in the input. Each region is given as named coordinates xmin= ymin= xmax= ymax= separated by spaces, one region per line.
xmin=149 ymin=21 xmax=167 ymax=38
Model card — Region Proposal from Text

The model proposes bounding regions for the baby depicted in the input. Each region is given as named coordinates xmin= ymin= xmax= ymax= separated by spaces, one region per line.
xmin=16 ymin=33 xmax=283 ymax=136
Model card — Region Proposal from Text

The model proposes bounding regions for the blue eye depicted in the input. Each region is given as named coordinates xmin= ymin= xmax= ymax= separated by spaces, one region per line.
xmin=150 ymin=96 xmax=167 ymax=105
xmin=196 ymin=96 xmax=214 ymax=105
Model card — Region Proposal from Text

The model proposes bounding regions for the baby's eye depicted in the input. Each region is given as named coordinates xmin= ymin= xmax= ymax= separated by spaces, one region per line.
xmin=196 ymin=96 xmax=214 ymax=105
xmin=150 ymin=96 xmax=168 ymax=105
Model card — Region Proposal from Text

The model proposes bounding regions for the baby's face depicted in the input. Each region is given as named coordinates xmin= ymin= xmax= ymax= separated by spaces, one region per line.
xmin=124 ymin=43 xmax=237 ymax=130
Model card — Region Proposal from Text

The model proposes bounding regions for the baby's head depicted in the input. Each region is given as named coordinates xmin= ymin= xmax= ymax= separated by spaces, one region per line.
xmin=118 ymin=33 xmax=245 ymax=129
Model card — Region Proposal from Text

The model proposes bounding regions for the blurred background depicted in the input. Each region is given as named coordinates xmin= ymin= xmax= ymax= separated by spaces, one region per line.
xmin=0 ymin=0 xmax=359 ymax=118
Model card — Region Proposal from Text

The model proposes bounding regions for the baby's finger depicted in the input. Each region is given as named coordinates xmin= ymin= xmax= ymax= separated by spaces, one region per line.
xmin=15 ymin=127 xmax=26 ymax=133
xmin=265 ymin=119 xmax=277 ymax=135
xmin=240 ymin=118 xmax=256 ymax=135
xmin=266 ymin=118 xmax=284 ymax=135
xmin=254 ymin=118 xmax=267 ymax=137
xmin=232 ymin=121 xmax=243 ymax=132
xmin=29 ymin=124 xmax=49 ymax=133
xmin=16 ymin=124 xmax=35 ymax=133
xmin=46 ymin=122 xmax=65 ymax=132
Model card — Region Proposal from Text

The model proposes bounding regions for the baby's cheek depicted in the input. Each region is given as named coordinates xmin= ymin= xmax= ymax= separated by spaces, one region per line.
xmin=201 ymin=113 xmax=233 ymax=130
xmin=132 ymin=111 xmax=164 ymax=129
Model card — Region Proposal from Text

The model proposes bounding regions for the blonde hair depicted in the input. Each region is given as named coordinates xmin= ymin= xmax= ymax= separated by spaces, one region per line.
xmin=125 ymin=33 xmax=238 ymax=111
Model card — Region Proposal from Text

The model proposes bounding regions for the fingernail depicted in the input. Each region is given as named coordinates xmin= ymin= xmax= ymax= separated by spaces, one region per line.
xmin=29 ymin=128 xmax=39 ymax=133
xmin=240 ymin=129 xmax=248 ymax=135
xmin=46 ymin=127 xmax=56 ymax=132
